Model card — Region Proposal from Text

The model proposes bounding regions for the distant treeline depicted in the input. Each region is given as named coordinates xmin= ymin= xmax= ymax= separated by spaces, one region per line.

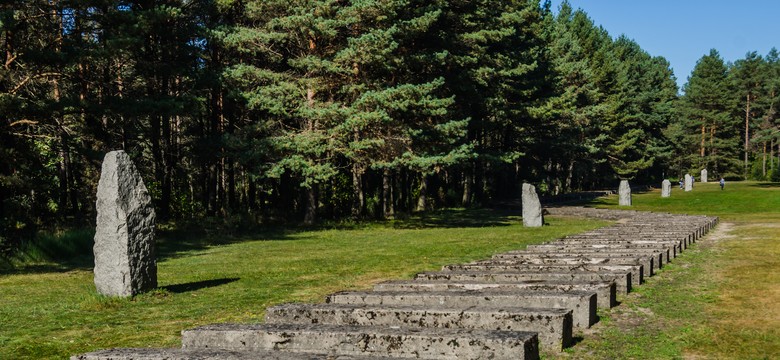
xmin=0 ymin=1 xmax=777 ymax=250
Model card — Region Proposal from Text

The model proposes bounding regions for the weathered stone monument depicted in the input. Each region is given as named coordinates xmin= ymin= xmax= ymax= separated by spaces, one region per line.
xmin=521 ymin=183 xmax=544 ymax=227
xmin=93 ymin=150 xmax=157 ymax=297
xmin=701 ymin=169 xmax=708 ymax=183
xmin=618 ymin=180 xmax=631 ymax=206
xmin=661 ymin=179 xmax=671 ymax=198
xmin=684 ymin=173 xmax=693 ymax=191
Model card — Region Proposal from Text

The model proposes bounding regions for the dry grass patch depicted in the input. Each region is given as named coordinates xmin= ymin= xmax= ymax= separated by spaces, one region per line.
xmin=698 ymin=223 xmax=780 ymax=358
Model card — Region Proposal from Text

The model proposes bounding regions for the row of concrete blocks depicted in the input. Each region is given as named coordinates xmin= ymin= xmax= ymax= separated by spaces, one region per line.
xmin=73 ymin=209 xmax=718 ymax=360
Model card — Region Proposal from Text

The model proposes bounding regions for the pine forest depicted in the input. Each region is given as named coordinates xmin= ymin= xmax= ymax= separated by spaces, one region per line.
xmin=2 ymin=0 xmax=780 ymax=253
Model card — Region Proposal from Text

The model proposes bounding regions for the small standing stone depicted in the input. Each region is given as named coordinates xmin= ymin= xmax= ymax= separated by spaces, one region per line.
xmin=684 ymin=174 xmax=693 ymax=191
xmin=701 ymin=169 xmax=708 ymax=183
xmin=521 ymin=183 xmax=544 ymax=227
xmin=661 ymin=179 xmax=671 ymax=198
xmin=618 ymin=180 xmax=632 ymax=206
xmin=93 ymin=150 xmax=157 ymax=297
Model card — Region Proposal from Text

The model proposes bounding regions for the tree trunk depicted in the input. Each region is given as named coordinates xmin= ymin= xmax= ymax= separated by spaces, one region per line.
xmin=710 ymin=125 xmax=716 ymax=171
xmin=303 ymin=185 xmax=317 ymax=225
xmin=416 ymin=174 xmax=428 ymax=212
xmin=462 ymin=166 xmax=472 ymax=207
xmin=58 ymin=134 xmax=69 ymax=213
xmin=763 ymin=142 xmax=767 ymax=177
xmin=382 ymin=168 xmax=394 ymax=219
xmin=247 ymin=176 xmax=257 ymax=211
xmin=565 ymin=160 xmax=575 ymax=192
xmin=700 ymin=123 xmax=706 ymax=157
xmin=227 ymin=158 xmax=236 ymax=211
xmin=351 ymin=164 xmax=364 ymax=218
xmin=745 ymin=93 xmax=751 ymax=172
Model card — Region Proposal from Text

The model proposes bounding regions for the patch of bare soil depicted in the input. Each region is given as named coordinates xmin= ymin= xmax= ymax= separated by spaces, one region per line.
xmin=702 ymin=221 xmax=735 ymax=245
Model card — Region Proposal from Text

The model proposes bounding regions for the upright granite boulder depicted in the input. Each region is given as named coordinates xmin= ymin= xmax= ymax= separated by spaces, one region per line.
xmin=684 ymin=174 xmax=693 ymax=191
xmin=522 ymin=183 xmax=544 ymax=227
xmin=93 ymin=150 xmax=157 ymax=297
xmin=618 ymin=180 xmax=631 ymax=206
xmin=661 ymin=179 xmax=671 ymax=198
xmin=701 ymin=169 xmax=708 ymax=183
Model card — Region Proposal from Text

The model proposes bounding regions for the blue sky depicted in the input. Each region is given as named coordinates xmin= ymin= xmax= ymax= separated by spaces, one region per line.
xmin=549 ymin=1 xmax=780 ymax=90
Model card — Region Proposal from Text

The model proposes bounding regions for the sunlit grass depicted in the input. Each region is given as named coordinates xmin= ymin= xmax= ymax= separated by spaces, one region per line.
xmin=550 ymin=181 xmax=780 ymax=359
xmin=4 ymin=183 xmax=779 ymax=359
xmin=0 ymin=209 xmax=606 ymax=359
xmin=590 ymin=180 xmax=780 ymax=222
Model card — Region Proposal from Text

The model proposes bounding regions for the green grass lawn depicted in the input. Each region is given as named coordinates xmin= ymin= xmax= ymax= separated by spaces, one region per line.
xmin=0 ymin=209 xmax=607 ymax=359
xmin=2 ymin=182 xmax=779 ymax=360
xmin=554 ymin=181 xmax=780 ymax=359
xmin=589 ymin=180 xmax=780 ymax=222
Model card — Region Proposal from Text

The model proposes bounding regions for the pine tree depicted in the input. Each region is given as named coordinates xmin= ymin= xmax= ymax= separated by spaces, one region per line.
xmin=678 ymin=49 xmax=740 ymax=177
xmin=730 ymin=51 xmax=765 ymax=175
xmin=541 ymin=1 xmax=604 ymax=191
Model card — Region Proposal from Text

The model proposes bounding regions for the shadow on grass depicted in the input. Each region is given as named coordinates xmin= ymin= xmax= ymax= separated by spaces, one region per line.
xmin=389 ymin=208 xmax=517 ymax=229
xmin=750 ymin=182 xmax=780 ymax=188
xmin=4 ymin=207 xmax=520 ymax=275
xmin=161 ymin=277 xmax=240 ymax=293
xmin=569 ymin=335 xmax=585 ymax=348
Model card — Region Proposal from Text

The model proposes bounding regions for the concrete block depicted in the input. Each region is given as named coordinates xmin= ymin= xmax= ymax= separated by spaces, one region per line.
xmin=484 ymin=254 xmax=654 ymax=277
xmin=442 ymin=263 xmax=642 ymax=288
xmin=527 ymin=243 xmax=678 ymax=259
xmin=265 ymin=303 xmax=573 ymax=350
xmin=70 ymin=348 xmax=384 ymax=360
xmin=415 ymin=271 xmax=631 ymax=294
xmin=374 ymin=280 xmax=617 ymax=309
xmin=182 ymin=323 xmax=540 ymax=360
xmin=326 ymin=290 xmax=597 ymax=329
xmin=561 ymin=235 xmax=687 ymax=250
xmin=506 ymin=248 xmax=669 ymax=267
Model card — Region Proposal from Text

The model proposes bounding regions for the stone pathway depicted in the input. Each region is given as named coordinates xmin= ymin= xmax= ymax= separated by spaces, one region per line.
xmin=73 ymin=207 xmax=717 ymax=360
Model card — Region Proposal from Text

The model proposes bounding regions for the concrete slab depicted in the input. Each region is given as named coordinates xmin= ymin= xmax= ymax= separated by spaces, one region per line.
xmin=442 ymin=263 xmax=642 ymax=287
xmin=374 ymin=280 xmax=617 ymax=309
xmin=483 ymin=254 xmax=654 ymax=277
xmin=326 ymin=290 xmax=597 ymax=329
xmin=504 ymin=248 xmax=669 ymax=267
xmin=71 ymin=348 xmax=392 ymax=360
xmin=560 ymin=236 xmax=688 ymax=250
xmin=265 ymin=303 xmax=573 ymax=350
xmin=472 ymin=256 xmax=654 ymax=277
xmin=181 ymin=323 xmax=540 ymax=360
xmin=415 ymin=270 xmax=631 ymax=294
xmin=527 ymin=243 xmax=678 ymax=259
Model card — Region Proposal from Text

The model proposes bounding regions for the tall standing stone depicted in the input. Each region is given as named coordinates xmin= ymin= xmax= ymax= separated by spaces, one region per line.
xmin=684 ymin=174 xmax=693 ymax=191
xmin=701 ymin=169 xmax=708 ymax=183
xmin=521 ymin=183 xmax=543 ymax=227
xmin=93 ymin=150 xmax=157 ymax=297
xmin=661 ymin=179 xmax=671 ymax=198
xmin=618 ymin=180 xmax=632 ymax=206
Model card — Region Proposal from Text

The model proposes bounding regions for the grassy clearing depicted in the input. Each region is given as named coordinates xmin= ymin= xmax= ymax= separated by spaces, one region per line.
xmin=3 ymin=182 xmax=779 ymax=359
xmin=589 ymin=181 xmax=780 ymax=222
xmin=0 ymin=208 xmax=606 ymax=360
xmin=551 ymin=181 xmax=780 ymax=359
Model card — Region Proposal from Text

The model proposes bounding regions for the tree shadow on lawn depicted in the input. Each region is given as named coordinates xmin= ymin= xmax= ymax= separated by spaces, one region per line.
xmin=161 ymin=277 xmax=240 ymax=293
xmin=749 ymin=182 xmax=780 ymax=188
xmin=3 ymin=207 xmax=519 ymax=275
xmin=388 ymin=208 xmax=517 ymax=229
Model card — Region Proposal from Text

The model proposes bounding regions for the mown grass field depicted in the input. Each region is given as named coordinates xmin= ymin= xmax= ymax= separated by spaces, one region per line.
xmin=556 ymin=181 xmax=780 ymax=359
xmin=0 ymin=209 xmax=607 ymax=359
xmin=1 ymin=181 xmax=779 ymax=359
